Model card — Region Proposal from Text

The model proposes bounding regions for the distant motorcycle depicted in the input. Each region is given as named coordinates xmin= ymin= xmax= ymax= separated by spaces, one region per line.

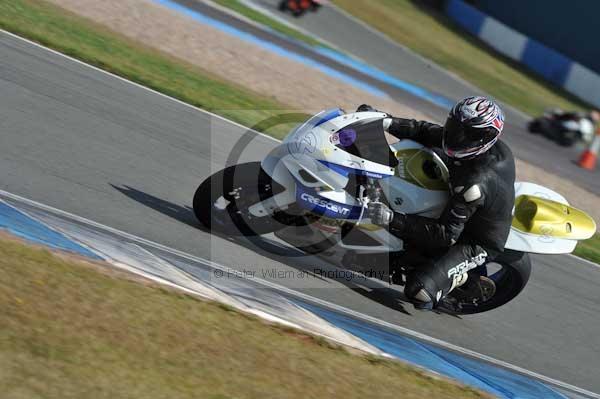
xmin=195 ymin=109 xmax=596 ymax=314
xmin=528 ymin=110 xmax=597 ymax=147
xmin=279 ymin=0 xmax=323 ymax=17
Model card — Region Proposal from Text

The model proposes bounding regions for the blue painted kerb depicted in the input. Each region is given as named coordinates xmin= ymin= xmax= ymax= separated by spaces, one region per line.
xmin=0 ymin=201 xmax=101 ymax=259
xmin=295 ymin=300 xmax=566 ymax=399
xmin=153 ymin=0 xmax=387 ymax=98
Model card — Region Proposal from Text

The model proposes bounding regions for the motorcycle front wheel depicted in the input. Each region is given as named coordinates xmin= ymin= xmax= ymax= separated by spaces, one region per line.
xmin=193 ymin=162 xmax=284 ymax=236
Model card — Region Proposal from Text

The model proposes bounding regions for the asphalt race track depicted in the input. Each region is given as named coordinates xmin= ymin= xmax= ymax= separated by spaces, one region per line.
xmin=243 ymin=0 xmax=600 ymax=195
xmin=2 ymin=31 xmax=600 ymax=395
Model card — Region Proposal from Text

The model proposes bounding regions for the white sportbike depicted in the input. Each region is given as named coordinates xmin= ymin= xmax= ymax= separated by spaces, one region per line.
xmin=195 ymin=109 xmax=596 ymax=314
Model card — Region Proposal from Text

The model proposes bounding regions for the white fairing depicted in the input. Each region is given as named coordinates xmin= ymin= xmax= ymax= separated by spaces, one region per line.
xmin=258 ymin=110 xmax=450 ymax=252
xmin=579 ymin=118 xmax=594 ymax=142
xmin=504 ymin=182 xmax=577 ymax=254
xmin=560 ymin=118 xmax=593 ymax=142
xmin=254 ymin=111 xmax=394 ymax=217
xmin=260 ymin=111 xmax=393 ymax=188
xmin=561 ymin=120 xmax=580 ymax=131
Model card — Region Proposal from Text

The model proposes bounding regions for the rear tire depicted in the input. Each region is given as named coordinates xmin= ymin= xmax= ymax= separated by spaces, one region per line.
xmin=442 ymin=250 xmax=531 ymax=315
xmin=193 ymin=162 xmax=283 ymax=236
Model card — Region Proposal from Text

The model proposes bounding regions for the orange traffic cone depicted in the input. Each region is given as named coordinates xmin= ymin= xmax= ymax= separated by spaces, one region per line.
xmin=578 ymin=130 xmax=600 ymax=170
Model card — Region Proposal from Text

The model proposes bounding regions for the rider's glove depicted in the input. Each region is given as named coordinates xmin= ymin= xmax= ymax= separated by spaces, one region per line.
xmin=367 ymin=202 xmax=395 ymax=226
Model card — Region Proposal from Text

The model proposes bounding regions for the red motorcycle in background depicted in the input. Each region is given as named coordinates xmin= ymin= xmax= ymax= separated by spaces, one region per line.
xmin=279 ymin=0 xmax=324 ymax=17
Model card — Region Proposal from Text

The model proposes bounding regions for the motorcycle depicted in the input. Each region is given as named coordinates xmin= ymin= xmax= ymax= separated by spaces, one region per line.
xmin=528 ymin=110 xmax=596 ymax=147
xmin=278 ymin=0 xmax=323 ymax=17
xmin=194 ymin=109 xmax=596 ymax=314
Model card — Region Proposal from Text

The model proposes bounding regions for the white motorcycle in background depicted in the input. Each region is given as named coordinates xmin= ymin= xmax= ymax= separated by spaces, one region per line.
xmin=528 ymin=110 xmax=596 ymax=147
xmin=195 ymin=109 xmax=596 ymax=314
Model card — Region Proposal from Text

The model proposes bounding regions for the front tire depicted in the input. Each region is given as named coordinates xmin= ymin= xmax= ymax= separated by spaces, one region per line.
xmin=193 ymin=162 xmax=283 ymax=236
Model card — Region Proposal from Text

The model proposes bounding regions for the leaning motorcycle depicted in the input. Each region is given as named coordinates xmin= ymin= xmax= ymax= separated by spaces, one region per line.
xmin=195 ymin=109 xmax=596 ymax=314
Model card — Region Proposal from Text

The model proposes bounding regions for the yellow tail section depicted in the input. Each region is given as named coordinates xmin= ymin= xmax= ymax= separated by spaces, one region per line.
xmin=512 ymin=195 xmax=596 ymax=240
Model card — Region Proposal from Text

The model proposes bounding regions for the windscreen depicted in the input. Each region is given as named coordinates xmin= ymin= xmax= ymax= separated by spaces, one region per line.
xmin=291 ymin=108 xmax=344 ymax=137
xmin=332 ymin=119 xmax=398 ymax=168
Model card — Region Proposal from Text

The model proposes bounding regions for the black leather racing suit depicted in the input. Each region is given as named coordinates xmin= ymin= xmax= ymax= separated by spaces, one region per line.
xmin=386 ymin=118 xmax=516 ymax=305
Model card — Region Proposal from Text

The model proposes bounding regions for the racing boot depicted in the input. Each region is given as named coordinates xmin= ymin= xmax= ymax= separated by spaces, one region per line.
xmin=403 ymin=269 xmax=465 ymax=310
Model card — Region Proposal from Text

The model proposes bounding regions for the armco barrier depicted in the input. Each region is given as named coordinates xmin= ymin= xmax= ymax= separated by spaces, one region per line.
xmin=445 ymin=0 xmax=600 ymax=108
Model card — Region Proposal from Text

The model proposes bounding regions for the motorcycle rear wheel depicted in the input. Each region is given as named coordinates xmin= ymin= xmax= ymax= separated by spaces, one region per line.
xmin=441 ymin=250 xmax=531 ymax=314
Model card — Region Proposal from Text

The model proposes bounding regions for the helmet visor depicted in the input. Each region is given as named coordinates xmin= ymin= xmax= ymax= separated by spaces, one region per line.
xmin=443 ymin=117 xmax=497 ymax=158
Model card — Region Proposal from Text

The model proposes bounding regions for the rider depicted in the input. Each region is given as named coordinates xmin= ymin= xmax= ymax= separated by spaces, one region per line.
xmin=359 ymin=96 xmax=515 ymax=310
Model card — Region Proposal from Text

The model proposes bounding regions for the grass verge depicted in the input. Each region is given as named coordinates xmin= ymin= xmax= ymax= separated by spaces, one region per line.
xmin=0 ymin=0 xmax=597 ymax=263
xmin=0 ymin=0 xmax=301 ymax=139
xmin=331 ymin=0 xmax=590 ymax=116
xmin=574 ymin=234 xmax=600 ymax=265
xmin=0 ymin=236 xmax=490 ymax=398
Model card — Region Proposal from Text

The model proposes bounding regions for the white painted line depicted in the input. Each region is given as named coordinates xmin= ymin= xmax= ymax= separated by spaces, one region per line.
xmin=0 ymin=29 xmax=280 ymax=145
xmin=201 ymin=0 xmax=278 ymax=31
xmin=0 ymin=188 xmax=596 ymax=398
xmin=567 ymin=253 xmax=600 ymax=270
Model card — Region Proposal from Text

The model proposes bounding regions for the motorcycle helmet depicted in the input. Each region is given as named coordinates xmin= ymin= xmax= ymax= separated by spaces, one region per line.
xmin=443 ymin=96 xmax=505 ymax=159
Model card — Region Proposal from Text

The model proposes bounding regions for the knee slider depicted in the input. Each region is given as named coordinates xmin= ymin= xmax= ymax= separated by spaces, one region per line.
xmin=404 ymin=272 xmax=441 ymax=304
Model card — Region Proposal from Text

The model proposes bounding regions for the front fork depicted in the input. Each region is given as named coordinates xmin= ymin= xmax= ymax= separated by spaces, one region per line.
xmin=355 ymin=177 xmax=385 ymax=226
